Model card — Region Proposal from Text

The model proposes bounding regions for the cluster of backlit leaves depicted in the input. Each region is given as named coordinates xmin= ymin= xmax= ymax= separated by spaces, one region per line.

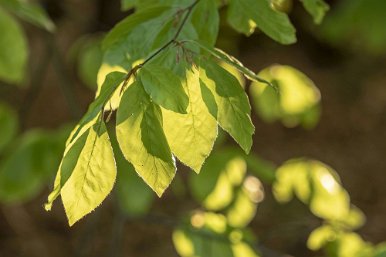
xmin=44 ymin=0 xmax=330 ymax=226
xmin=250 ymin=65 xmax=321 ymax=129
xmin=0 ymin=102 xmax=69 ymax=203
xmin=0 ymin=0 xmax=54 ymax=85
xmin=173 ymin=150 xmax=273 ymax=257
xmin=273 ymin=159 xmax=386 ymax=257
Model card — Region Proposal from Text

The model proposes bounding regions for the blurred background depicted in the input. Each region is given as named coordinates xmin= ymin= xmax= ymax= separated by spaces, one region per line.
xmin=0 ymin=0 xmax=386 ymax=256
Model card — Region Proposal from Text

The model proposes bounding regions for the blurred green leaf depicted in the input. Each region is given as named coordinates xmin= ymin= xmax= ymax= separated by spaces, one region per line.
xmin=61 ymin=122 xmax=116 ymax=226
xmin=0 ymin=102 xmax=18 ymax=153
xmin=250 ymin=65 xmax=321 ymax=128
xmin=0 ymin=128 xmax=65 ymax=203
xmin=75 ymin=36 xmax=103 ymax=90
xmin=227 ymin=0 xmax=296 ymax=44
xmin=273 ymin=158 xmax=363 ymax=225
xmin=116 ymin=81 xmax=175 ymax=197
xmin=300 ymin=0 xmax=329 ymax=24
xmin=0 ymin=7 xmax=27 ymax=85
xmin=173 ymin=212 xmax=260 ymax=257
xmin=227 ymin=177 xmax=264 ymax=228
xmin=189 ymin=151 xmax=246 ymax=211
xmin=200 ymin=59 xmax=254 ymax=153
xmin=321 ymin=0 xmax=386 ymax=54
xmin=191 ymin=0 xmax=219 ymax=46
xmin=307 ymin=225 xmax=336 ymax=251
xmin=0 ymin=0 xmax=54 ymax=31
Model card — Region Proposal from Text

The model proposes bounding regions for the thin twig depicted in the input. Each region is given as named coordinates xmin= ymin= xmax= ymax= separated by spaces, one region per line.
xmin=119 ymin=0 xmax=201 ymax=94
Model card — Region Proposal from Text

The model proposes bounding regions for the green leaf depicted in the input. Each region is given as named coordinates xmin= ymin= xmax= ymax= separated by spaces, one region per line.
xmin=61 ymin=122 xmax=116 ymax=226
xmin=0 ymin=0 xmax=55 ymax=31
xmin=301 ymin=0 xmax=329 ymax=24
xmin=139 ymin=64 xmax=189 ymax=114
xmin=0 ymin=7 xmax=27 ymax=85
xmin=227 ymin=0 xmax=296 ymax=44
xmin=110 ymin=129 xmax=154 ymax=217
xmin=190 ymin=0 xmax=219 ymax=46
xmin=121 ymin=0 xmax=135 ymax=10
xmin=102 ymin=6 xmax=170 ymax=50
xmin=68 ymin=71 xmax=126 ymax=146
xmin=200 ymin=60 xmax=254 ymax=153
xmin=162 ymin=62 xmax=218 ymax=173
xmin=116 ymin=81 xmax=176 ymax=197
xmin=0 ymin=130 xmax=63 ymax=203
xmin=0 ymin=102 xmax=18 ymax=153
xmin=187 ymin=40 xmax=274 ymax=89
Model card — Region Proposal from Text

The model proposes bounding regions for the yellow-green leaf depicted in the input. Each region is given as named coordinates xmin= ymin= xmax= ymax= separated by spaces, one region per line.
xmin=162 ymin=64 xmax=218 ymax=173
xmin=61 ymin=122 xmax=116 ymax=226
xmin=200 ymin=60 xmax=254 ymax=153
xmin=116 ymin=81 xmax=175 ymax=197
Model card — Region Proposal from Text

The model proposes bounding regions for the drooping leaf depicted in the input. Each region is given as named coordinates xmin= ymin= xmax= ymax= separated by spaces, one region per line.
xmin=0 ymin=102 xmax=18 ymax=153
xmin=227 ymin=0 xmax=296 ymax=44
xmin=161 ymin=58 xmax=218 ymax=173
xmin=200 ymin=59 xmax=254 ymax=153
xmin=110 ymin=129 xmax=154 ymax=217
xmin=61 ymin=122 xmax=116 ymax=226
xmin=0 ymin=7 xmax=27 ymax=85
xmin=139 ymin=64 xmax=189 ymax=114
xmin=301 ymin=0 xmax=329 ymax=24
xmin=0 ymin=0 xmax=55 ymax=31
xmin=68 ymin=71 xmax=126 ymax=146
xmin=116 ymin=81 xmax=175 ymax=196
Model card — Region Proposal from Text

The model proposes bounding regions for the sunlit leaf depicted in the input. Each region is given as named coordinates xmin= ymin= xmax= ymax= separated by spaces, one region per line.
xmin=110 ymin=130 xmax=154 ymax=217
xmin=159 ymin=56 xmax=218 ymax=173
xmin=227 ymin=0 xmax=296 ymax=44
xmin=0 ymin=0 xmax=55 ymax=31
xmin=200 ymin=60 xmax=254 ymax=153
xmin=61 ymin=122 xmax=116 ymax=226
xmin=116 ymin=81 xmax=175 ymax=196
xmin=0 ymin=7 xmax=27 ymax=85
xmin=0 ymin=102 xmax=18 ymax=153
